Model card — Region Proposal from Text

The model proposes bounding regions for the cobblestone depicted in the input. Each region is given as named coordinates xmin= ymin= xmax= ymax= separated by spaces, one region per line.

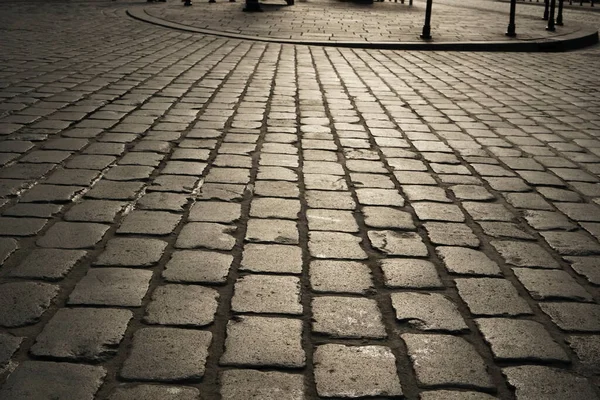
xmin=9 ymin=248 xmax=87 ymax=280
xmin=231 ymin=274 xmax=302 ymax=315
xmin=68 ymin=268 xmax=152 ymax=307
xmin=30 ymin=308 xmax=132 ymax=362
xmin=94 ymin=238 xmax=167 ymax=267
xmin=503 ymin=366 xmax=598 ymax=400
xmin=391 ymin=292 xmax=467 ymax=332
xmin=455 ymin=278 xmax=532 ymax=316
xmin=0 ymin=282 xmax=58 ymax=327
xmin=144 ymin=284 xmax=218 ymax=327
xmin=108 ymin=385 xmax=201 ymax=400
xmin=312 ymin=296 xmax=386 ymax=338
xmin=313 ymin=344 xmax=402 ymax=397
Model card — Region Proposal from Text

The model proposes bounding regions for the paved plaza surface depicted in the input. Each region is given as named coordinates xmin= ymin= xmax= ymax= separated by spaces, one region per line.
xmin=1 ymin=0 xmax=600 ymax=399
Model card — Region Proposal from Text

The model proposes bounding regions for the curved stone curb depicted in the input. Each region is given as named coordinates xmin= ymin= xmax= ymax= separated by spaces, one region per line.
xmin=127 ymin=5 xmax=598 ymax=51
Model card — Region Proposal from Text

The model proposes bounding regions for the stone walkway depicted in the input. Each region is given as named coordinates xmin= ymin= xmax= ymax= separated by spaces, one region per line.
xmin=132 ymin=0 xmax=599 ymax=49
xmin=0 ymin=0 xmax=599 ymax=399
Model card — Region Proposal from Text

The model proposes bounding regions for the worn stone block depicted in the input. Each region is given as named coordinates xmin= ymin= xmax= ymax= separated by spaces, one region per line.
xmin=312 ymin=296 xmax=386 ymax=338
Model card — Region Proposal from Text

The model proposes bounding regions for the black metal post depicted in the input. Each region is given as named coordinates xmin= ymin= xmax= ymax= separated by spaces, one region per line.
xmin=556 ymin=0 xmax=564 ymax=24
xmin=244 ymin=0 xmax=262 ymax=11
xmin=420 ymin=0 xmax=433 ymax=40
xmin=547 ymin=0 xmax=556 ymax=30
xmin=506 ymin=0 xmax=517 ymax=36
xmin=543 ymin=0 xmax=549 ymax=19
xmin=184 ymin=0 xmax=192 ymax=5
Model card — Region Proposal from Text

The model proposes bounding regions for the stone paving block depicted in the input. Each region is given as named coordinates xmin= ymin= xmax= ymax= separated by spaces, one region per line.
xmin=504 ymin=192 xmax=553 ymax=210
xmin=250 ymin=198 xmax=301 ymax=220
xmin=9 ymin=248 xmax=86 ymax=280
xmin=503 ymin=366 xmax=598 ymax=400
xmin=245 ymin=218 xmax=298 ymax=244
xmin=313 ymin=344 xmax=402 ymax=397
xmin=362 ymin=206 xmax=415 ymax=230
xmin=541 ymin=231 xmax=600 ymax=256
xmin=391 ymin=292 xmax=467 ymax=332
xmin=83 ymin=142 xmax=125 ymax=156
xmin=484 ymin=177 xmax=530 ymax=192
xmin=309 ymin=231 xmax=367 ymax=259
xmin=163 ymin=250 xmax=232 ymax=284
xmin=19 ymin=184 xmax=84 ymax=203
xmin=137 ymin=192 xmax=188 ymax=212
xmin=0 ymin=281 xmax=58 ymax=327
xmin=108 ymin=384 xmax=201 ymax=400
xmin=401 ymin=185 xmax=451 ymax=203
xmin=117 ymin=210 xmax=182 ymax=235
xmin=149 ymin=175 xmax=200 ymax=194
xmin=455 ymin=278 xmax=532 ymax=316
xmin=85 ymin=181 xmax=144 ymax=200
xmin=3 ymin=203 xmax=63 ymax=218
xmin=555 ymin=203 xmax=600 ymax=222
xmin=304 ymin=161 xmax=345 ymax=175
xmin=21 ymin=150 xmax=71 ymax=164
xmin=513 ymin=268 xmax=592 ymax=301
xmin=0 ymin=361 xmax=106 ymax=400
xmin=0 ymin=217 xmax=47 ymax=236
xmin=0 ymin=332 xmax=21 ymax=370
xmin=567 ymin=335 xmax=600 ymax=374
xmin=424 ymin=222 xmax=480 ymax=247
xmin=564 ymin=256 xmax=600 ymax=285
xmin=462 ymin=202 xmax=515 ymax=221
xmin=221 ymin=316 xmax=304 ymax=367
xmin=68 ymin=268 xmax=152 ymax=307
xmin=369 ymin=230 xmax=428 ymax=256
xmin=522 ymin=209 xmax=576 ymax=231
xmin=144 ymin=284 xmax=218 ymax=327
xmin=104 ymin=165 xmax=154 ymax=181
xmin=403 ymin=333 xmax=493 ymax=389
xmin=162 ymin=161 xmax=208 ymax=176
xmin=476 ymin=318 xmax=569 ymax=362
xmin=176 ymin=222 xmax=237 ymax=250
xmin=257 ymin=166 xmax=297 ymax=181
xmin=312 ymin=296 xmax=386 ymax=338
xmin=436 ymin=246 xmax=502 ymax=276
xmin=95 ymin=238 xmax=167 ymax=267
xmin=540 ymin=302 xmax=600 ymax=332
xmin=119 ymin=152 xmax=165 ymax=166
xmin=414 ymin=203 xmax=465 ymax=222
xmin=220 ymin=369 xmax=304 ymax=400
xmin=232 ymin=274 xmax=302 ymax=315
xmin=420 ymin=390 xmax=497 ymax=400
xmin=516 ymin=171 xmax=564 ymax=187
xmin=381 ymin=258 xmax=442 ymax=288
xmin=351 ymin=173 xmax=395 ymax=189
xmin=121 ymin=327 xmax=212 ymax=382
xmin=65 ymin=200 xmax=125 ymax=223
xmin=241 ymin=243 xmax=302 ymax=274
xmin=45 ymin=168 xmax=100 ymax=186
xmin=307 ymin=209 xmax=358 ymax=232
xmin=537 ymin=187 xmax=582 ymax=202
xmin=0 ymin=163 xmax=56 ymax=179
xmin=0 ymin=179 xmax=27 ymax=197
xmin=305 ymin=190 xmax=355 ymax=209
xmin=491 ymin=240 xmax=559 ymax=268
xmin=254 ymin=180 xmax=299 ymax=198
xmin=355 ymin=188 xmax=404 ymax=206
xmin=31 ymin=308 xmax=132 ymax=362
xmin=450 ymin=184 xmax=494 ymax=201
xmin=304 ymin=174 xmax=347 ymax=191
xmin=309 ymin=260 xmax=373 ymax=293
xmin=205 ymin=167 xmax=250 ymax=184
xmin=35 ymin=223 xmax=107 ymax=250
xmin=66 ymin=155 xmax=116 ymax=170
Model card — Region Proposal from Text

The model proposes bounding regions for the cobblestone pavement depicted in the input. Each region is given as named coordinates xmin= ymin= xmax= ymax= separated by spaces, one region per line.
xmin=1 ymin=0 xmax=600 ymax=399
xmin=140 ymin=0 xmax=596 ymax=43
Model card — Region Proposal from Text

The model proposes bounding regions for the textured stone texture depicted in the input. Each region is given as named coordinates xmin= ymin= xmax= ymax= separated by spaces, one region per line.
xmin=94 ymin=238 xmax=167 ymax=267
xmin=68 ymin=268 xmax=152 ymax=307
xmin=313 ymin=344 xmax=402 ymax=397
xmin=567 ymin=335 xmax=600 ymax=374
xmin=37 ymin=222 xmax=109 ymax=249
xmin=221 ymin=316 xmax=304 ymax=367
xmin=231 ymin=275 xmax=302 ymax=315
xmin=0 ymin=282 xmax=58 ymax=327
xmin=503 ymin=366 xmax=598 ymax=400
xmin=476 ymin=318 xmax=569 ymax=362
xmin=144 ymin=284 xmax=218 ymax=327
xmin=176 ymin=222 xmax=237 ymax=250
xmin=403 ymin=333 xmax=493 ymax=389
xmin=108 ymin=385 xmax=201 ymax=400
xmin=121 ymin=328 xmax=212 ymax=381
xmin=309 ymin=231 xmax=367 ymax=259
xmin=437 ymin=246 xmax=502 ymax=276
xmin=368 ymin=230 xmax=428 ymax=256
xmin=455 ymin=278 xmax=532 ymax=316
xmin=309 ymin=260 xmax=373 ymax=293
xmin=241 ymin=244 xmax=302 ymax=274
xmin=220 ymin=370 xmax=304 ymax=400
xmin=9 ymin=248 xmax=87 ymax=280
xmin=162 ymin=250 xmax=232 ymax=284
xmin=540 ymin=303 xmax=600 ymax=332
xmin=512 ymin=268 xmax=592 ymax=301
xmin=0 ymin=361 xmax=106 ymax=400
xmin=245 ymin=219 xmax=298 ymax=244
xmin=31 ymin=308 xmax=132 ymax=362
xmin=312 ymin=296 xmax=386 ymax=338
xmin=391 ymin=293 xmax=467 ymax=332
